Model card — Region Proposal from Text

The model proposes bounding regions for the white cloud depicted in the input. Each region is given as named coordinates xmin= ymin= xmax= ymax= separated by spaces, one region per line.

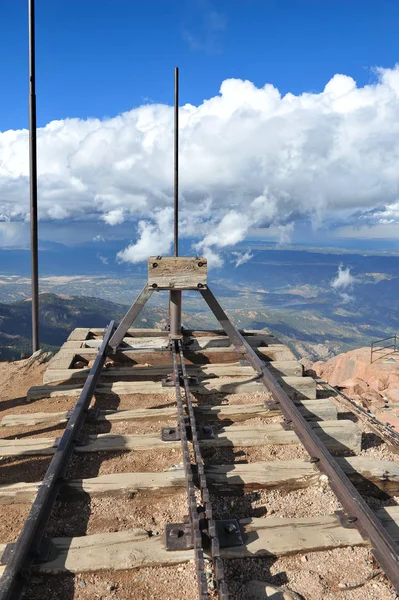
xmin=117 ymin=207 xmax=173 ymax=263
xmin=97 ymin=254 xmax=108 ymax=265
xmin=331 ymin=264 xmax=357 ymax=290
xmin=231 ymin=250 xmax=254 ymax=268
xmin=102 ymin=208 xmax=125 ymax=226
xmin=2 ymin=66 xmax=399 ymax=260
xmin=331 ymin=264 xmax=357 ymax=303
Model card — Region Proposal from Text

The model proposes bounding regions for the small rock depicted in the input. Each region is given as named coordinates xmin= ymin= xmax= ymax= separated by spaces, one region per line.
xmin=338 ymin=582 xmax=347 ymax=589
xmin=209 ymin=580 xmax=216 ymax=590
xmin=300 ymin=555 xmax=308 ymax=563
xmin=247 ymin=581 xmax=302 ymax=599
xmin=78 ymin=581 xmax=86 ymax=588
xmin=74 ymin=360 xmax=87 ymax=369
xmin=107 ymin=584 xmax=116 ymax=591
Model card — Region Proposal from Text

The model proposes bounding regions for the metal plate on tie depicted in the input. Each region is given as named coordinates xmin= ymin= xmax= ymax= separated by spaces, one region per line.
xmin=215 ymin=519 xmax=243 ymax=548
xmin=162 ymin=426 xmax=181 ymax=441
xmin=161 ymin=375 xmax=175 ymax=388
xmin=1 ymin=538 xmax=54 ymax=565
xmin=197 ymin=425 xmax=215 ymax=440
xmin=165 ymin=523 xmax=194 ymax=550
xmin=65 ymin=407 xmax=100 ymax=421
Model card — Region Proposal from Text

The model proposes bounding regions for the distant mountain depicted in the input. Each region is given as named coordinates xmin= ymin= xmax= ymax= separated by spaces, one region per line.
xmin=0 ymin=293 xmax=169 ymax=361
xmin=1 ymin=245 xmax=399 ymax=362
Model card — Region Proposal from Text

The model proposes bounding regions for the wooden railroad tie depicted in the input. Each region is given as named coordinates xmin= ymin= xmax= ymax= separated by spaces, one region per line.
xmin=2 ymin=507 xmax=399 ymax=575
xmin=1 ymin=457 xmax=399 ymax=505
xmin=0 ymin=420 xmax=362 ymax=457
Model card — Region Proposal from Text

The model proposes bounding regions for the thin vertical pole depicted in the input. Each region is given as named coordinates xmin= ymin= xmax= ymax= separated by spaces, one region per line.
xmin=170 ymin=66 xmax=181 ymax=337
xmin=29 ymin=0 xmax=39 ymax=352
xmin=174 ymin=66 xmax=179 ymax=257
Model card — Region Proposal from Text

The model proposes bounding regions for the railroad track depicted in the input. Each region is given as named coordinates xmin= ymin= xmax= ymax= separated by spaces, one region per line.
xmin=1 ymin=325 xmax=399 ymax=599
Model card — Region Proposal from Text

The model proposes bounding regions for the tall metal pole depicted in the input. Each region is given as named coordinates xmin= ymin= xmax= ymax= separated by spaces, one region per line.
xmin=174 ymin=66 xmax=179 ymax=257
xmin=170 ymin=67 xmax=182 ymax=337
xmin=29 ymin=0 xmax=40 ymax=352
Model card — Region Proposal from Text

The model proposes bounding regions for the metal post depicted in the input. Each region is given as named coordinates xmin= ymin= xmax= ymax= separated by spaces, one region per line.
xmin=174 ymin=66 xmax=179 ymax=257
xmin=170 ymin=66 xmax=182 ymax=337
xmin=29 ymin=0 xmax=39 ymax=352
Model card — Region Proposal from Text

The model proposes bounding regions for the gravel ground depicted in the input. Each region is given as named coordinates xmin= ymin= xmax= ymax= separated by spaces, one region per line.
xmin=2 ymin=350 xmax=399 ymax=600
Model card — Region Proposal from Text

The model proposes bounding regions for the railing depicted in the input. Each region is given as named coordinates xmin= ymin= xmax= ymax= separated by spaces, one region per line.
xmin=371 ymin=334 xmax=398 ymax=363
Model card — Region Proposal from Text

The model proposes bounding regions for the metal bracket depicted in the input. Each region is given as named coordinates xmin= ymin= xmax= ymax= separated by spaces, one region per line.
xmin=197 ymin=425 xmax=215 ymax=440
xmin=335 ymin=510 xmax=358 ymax=529
xmin=161 ymin=374 xmax=199 ymax=388
xmin=165 ymin=522 xmax=194 ymax=550
xmin=161 ymin=423 xmax=215 ymax=442
xmin=215 ymin=519 xmax=243 ymax=548
xmin=65 ymin=407 xmax=100 ymax=422
xmin=161 ymin=426 xmax=182 ymax=442
xmin=1 ymin=538 xmax=54 ymax=565
xmin=53 ymin=434 xmax=88 ymax=449
xmin=264 ymin=399 xmax=281 ymax=411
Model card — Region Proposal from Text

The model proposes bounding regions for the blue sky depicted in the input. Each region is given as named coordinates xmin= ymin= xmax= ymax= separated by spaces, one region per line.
xmin=1 ymin=0 xmax=399 ymax=129
xmin=1 ymin=0 xmax=399 ymax=265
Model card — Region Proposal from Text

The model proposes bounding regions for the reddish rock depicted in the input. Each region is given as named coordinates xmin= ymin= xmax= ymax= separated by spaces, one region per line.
xmin=375 ymin=408 xmax=399 ymax=430
xmin=338 ymin=377 xmax=369 ymax=397
xmin=312 ymin=348 xmax=399 ymax=393
xmin=384 ymin=386 xmax=399 ymax=404
xmin=388 ymin=373 xmax=399 ymax=386
xmin=368 ymin=375 xmax=389 ymax=393
xmin=357 ymin=390 xmax=386 ymax=409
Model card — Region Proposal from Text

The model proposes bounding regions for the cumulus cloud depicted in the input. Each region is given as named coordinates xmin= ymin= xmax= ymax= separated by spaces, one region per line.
xmin=331 ymin=264 xmax=357 ymax=302
xmin=102 ymin=208 xmax=125 ymax=226
xmin=2 ymin=66 xmax=399 ymax=260
xmin=117 ymin=207 xmax=173 ymax=263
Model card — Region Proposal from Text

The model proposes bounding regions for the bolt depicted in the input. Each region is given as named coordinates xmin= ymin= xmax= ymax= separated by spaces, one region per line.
xmin=347 ymin=516 xmax=357 ymax=523
xmin=197 ymin=283 xmax=203 ymax=288
xmin=170 ymin=527 xmax=185 ymax=538
xmin=152 ymin=262 xmax=158 ymax=268
xmin=152 ymin=283 xmax=158 ymax=288
xmin=198 ymin=262 xmax=203 ymax=267
xmin=310 ymin=457 xmax=320 ymax=463
xmin=225 ymin=523 xmax=237 ymax=534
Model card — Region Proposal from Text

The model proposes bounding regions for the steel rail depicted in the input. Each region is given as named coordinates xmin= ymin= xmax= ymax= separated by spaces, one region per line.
xmin=201 ymin=286 xmax=399 ymax=594
xmin=0 ymin=322 xmax=115 ymax=600
xmin=177 ymin=340 xmax=229 ymax=599
xmin=108 ymin=286 xmax=153 ymax=353
xmin=171 ymin=341 xmax=208 ymax=599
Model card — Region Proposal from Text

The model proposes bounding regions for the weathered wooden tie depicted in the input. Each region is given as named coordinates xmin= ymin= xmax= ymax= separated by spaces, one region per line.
xmin=43 ymin=361 xmax=303 ymax=384
xmin=27 ymin=375 xmax=316 ymax=401
xmin=0 ymin=399 xmax=337 ymax=428
xmin=0 ymin=420 xmax=361 ymax=457
xmin=1 ymin=507 xmax=399 ymax=576
xmin=1 ymin=456 xmax=398 ymax=505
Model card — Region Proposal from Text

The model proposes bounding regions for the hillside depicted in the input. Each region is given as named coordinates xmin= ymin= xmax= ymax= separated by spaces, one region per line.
xmin=0 ymin=293 xmax=170 ymax=361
